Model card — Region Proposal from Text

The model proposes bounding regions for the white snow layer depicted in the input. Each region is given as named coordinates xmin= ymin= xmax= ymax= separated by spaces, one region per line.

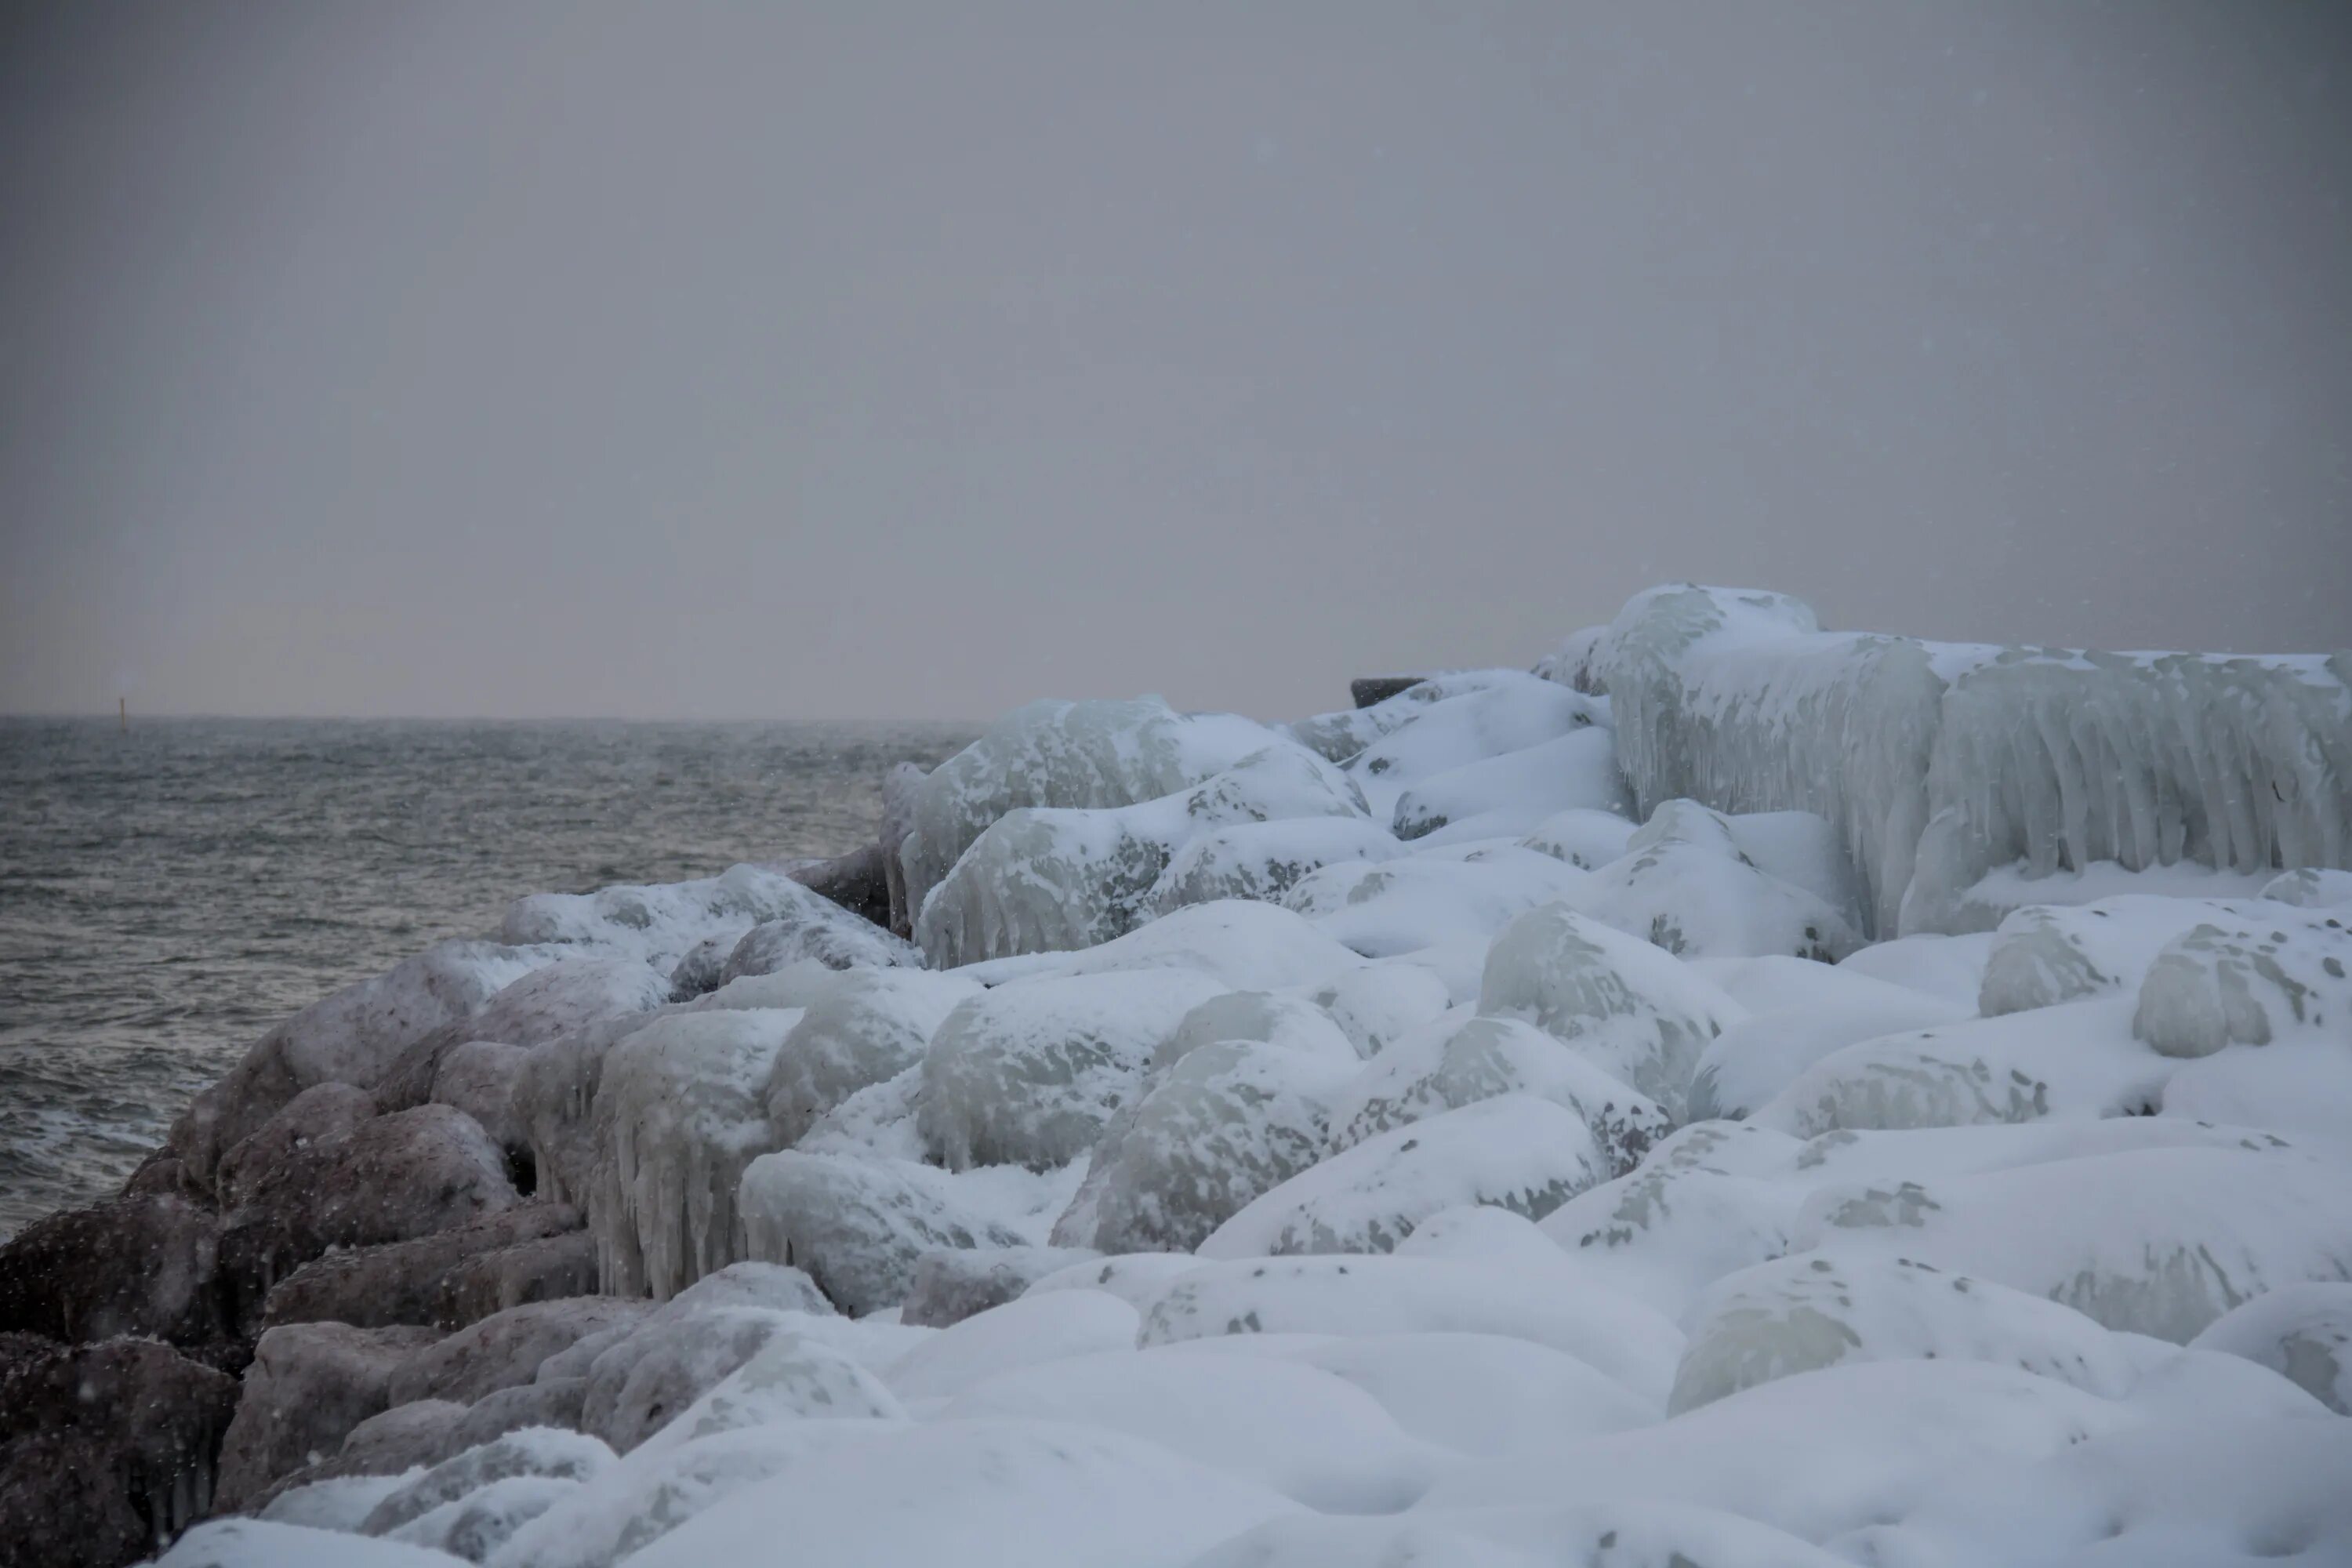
xmin=162 ymin=587 xmax=2352 ymax=1568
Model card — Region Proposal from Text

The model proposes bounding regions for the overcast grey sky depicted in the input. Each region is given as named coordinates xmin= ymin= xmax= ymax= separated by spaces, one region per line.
xmin=2 ymin=2 xmax=2346 ymax=720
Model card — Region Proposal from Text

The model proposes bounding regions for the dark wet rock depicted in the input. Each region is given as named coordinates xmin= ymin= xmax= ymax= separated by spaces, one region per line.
xmin=0 ymin=1192 xmax=227 ymax=1349
xmin=212 ymin=1321 xmax=441 ymax=1515
xmin=119 ymin=1150 xmax=209 ymax=1205
xmin=429 ymin=1040 xmax=532 ymax=1156
xmin=215 ymin=1083 xmax=379 ymax=1210
xmin=372 ymin=957 xmax=673 ymax=1117
xmin=169 ymin=939 xmax=554 ymax=1189
xmin=666 ymin=933 xmax=740 ymax=1002
xmin=0 ymin=1336 xmax=239 ymax=1568
xmin=260 ymin=1203 xmax=583 ymax=1334
xmin=787 ymin=842 xmax=895 ymax=931
xmin=1352 ymin=676 xmax=1427 ymax=709
xmin=220 ymin=1105 xmax=520 ymax=1334
xmin=451 ymin=1377 xmax=587 ymax=1450
xmin=387 ymin=1297 xmax=648 ymax=1407
xmin=437 ymin=1229 xmax=600 ymax=1327
xmin=902 ymin=1245 xmax=1103 ymax=1328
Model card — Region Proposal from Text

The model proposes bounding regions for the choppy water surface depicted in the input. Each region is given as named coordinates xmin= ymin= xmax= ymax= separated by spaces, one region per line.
xmin=0 ymin=717 xmax=977 ymax=1238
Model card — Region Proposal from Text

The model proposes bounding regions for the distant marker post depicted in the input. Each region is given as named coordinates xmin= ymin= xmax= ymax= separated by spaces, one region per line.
xmin=120 ymin=697 xmax=127 ymax=732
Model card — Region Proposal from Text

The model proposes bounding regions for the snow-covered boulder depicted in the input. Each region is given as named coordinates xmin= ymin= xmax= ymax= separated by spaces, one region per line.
xmin=1686 ymin=982 xmax=1970 ymax=1122
xmin=760 ymin=970 xmax=978 ymax=1148
xmin=2188 ymin=1283 xmax=2352 ymax=1414
xmin=577 ymin=1305 xmax=805 ymax=1452
xmin=387 ymin=1473 xmax=578 ymax=1561
xmin=1290 ymin=848 xmax=1592 ymax=958
xmin=1346 ymin=677 xmax=1606 ymax=818
xmin=1666 ymin=1249 xmax=2137 ymax=1415
xmin=1518 ymin=806 xmax=1639 ymax=871
xmin=916 ymin=742 xmax=1368 ymax=967
xmin=500 ymin=864 xmax=830 ymax=975
xmin=1390 ymin=728 xmax=1630 ymax=845
xmin=899 ymin=697 xmax=1290 ymax=924
xmin=2263 ymin=866 xmax=2352 ymax=908
xmin=1327 ymin=1013 xmax=1669 ymax=1177
xmin=902 ymin=1246 xmax=1102 ymax=1329
xmin=916 ymin=969 xmax=1226 ymax=1171
xmin=1750 ymin=997 xmax=2174 ymax=1135
xmin=2132 ymin=905 xmax=2352 ymax=1056
xmin=1066 ymin=1039 xmax=1355 ymax=1255
xmin=359 ymin=1427 xmax=615 ymax=1537
xmin=1199 ymin=1094 xmax=1606 ymax=1258
xmin=1145 ymin=817 xmax=1405 ymax=916
xmin=1475 ymin=903 xmax=1743 ymax=1116
xmin=1795 ymin=1142 xmax=2352 ymax=1341
xmin=1977 ymin=895 xmax=2252 ymax=1015
xmin=1571 ymin=800 xmax=1864 ymax=962
xmin=735 ymin=1152 xmax=1036 ymax=1315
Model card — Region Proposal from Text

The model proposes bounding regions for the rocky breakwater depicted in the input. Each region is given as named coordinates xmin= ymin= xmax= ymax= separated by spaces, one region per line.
xmin=8 ymin=583 xmax=2351 ymax=1568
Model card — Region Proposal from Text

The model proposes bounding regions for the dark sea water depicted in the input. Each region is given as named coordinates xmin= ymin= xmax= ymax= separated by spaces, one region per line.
xmin=0 ymin=717 xmax=978 ymax=1239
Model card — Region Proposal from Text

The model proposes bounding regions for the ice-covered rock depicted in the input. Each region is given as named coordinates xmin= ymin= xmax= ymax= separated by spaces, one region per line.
xmin=2187 ymin=1283 xmax=2352 ymax=1414
xmin=1517 ymin=806 xmax=1639 ymax=870
xmin=1280 ymin=670 xmax=1526 ymax=766
xmin=360 ymin=1428 xmax=615 ymax=1537
xmin=1145 ymin=817 xmax=1406 ymax=916
xmin=1977 ymin=895 xmax=2254 ymax=1015
xmin=1835 ymin=930 xmax=1997 ymax=1007
xmin=901 ymin=1246 xmax=1102 ymax=1328
xmin=735 ymin=1152 xmax=1033 ymax=1315
xmin=1686 ymin=984 xmax=1971 ymax=1123
xmin=1308 ymin=956 xmax=1462 ymax=1058
xmin=1796 ymin=1142 xmax=2352 ymax=1341
xmin=371 ymin=957 xmax=677 ymax=1115
xmin=172 ymin=939 xmax=555 ymax=1183
xmin=1199 ymin=1094 xmax=1605 ymax=1258
xmin=1570 ymin=799 xmax=1864 ymax=962
xmin=260 ymin=1203 xmax=585 ymax=1334
xmin=1290 ymin=847 xmax=1592 ymax=958
xmin=1475 ymin=903 xmax=1744 ymax=1116
xmin=2158 ymin=1036 xmax=2352 ymax=1156
xmin=704 ymin=891 xmax=919 ymax=988
xmin=760 ymin=971 xmax=978 ymax=1148
xmin=2263 ymin=866 xmax=2352 ymax=908
xmin=1327 ymin=1014 xmax=1669 ymax=1177
xmin=985 ymin=898 xmax=1370 ymax=993
xmin=916 ymin=968 xmax=1227 ymax=1171
xmin=1069 ymin=1040 xmax=1355 ymax=1255
xmin=221 ymin=1105 xmax=522 ymax=1328
xmin=1346 ymin=677 xmax=1606 ymax=818
xmin=916 ymin=742 xmax=1369 ymax=967
xmin=1667 ymin=1249 xmax=2137 ymax=1414
xmin=1389 ymin=728 xmax=1630 ymax=845
xmin=578 ymin=1305 xmax=803 ymax=1452
xmin=214 ymin=1321 xmax=442 ymax=1512
xmin=898 ymin=697 xmax=1290 ymax=924
xmin=1021 ymin=1251 xmax=1209 ymax=1312
xmin=389 ymin=1299 xmax=649 ymax=1407
xmin=259 ymin=1473 xmax=418 ymax=1534
xmin=2132 ymin=905 xmax=2352 ymax=1056
xmin=586 ymin=1009 xmax=800 ymax=1300
xmin=500 ymin=864 xmax=833 ymax=974
xmin=387 ymin=1473 xmax=577 ymax=1562
xmin=1751 ymin=997 xmax=2174 ymax=1135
